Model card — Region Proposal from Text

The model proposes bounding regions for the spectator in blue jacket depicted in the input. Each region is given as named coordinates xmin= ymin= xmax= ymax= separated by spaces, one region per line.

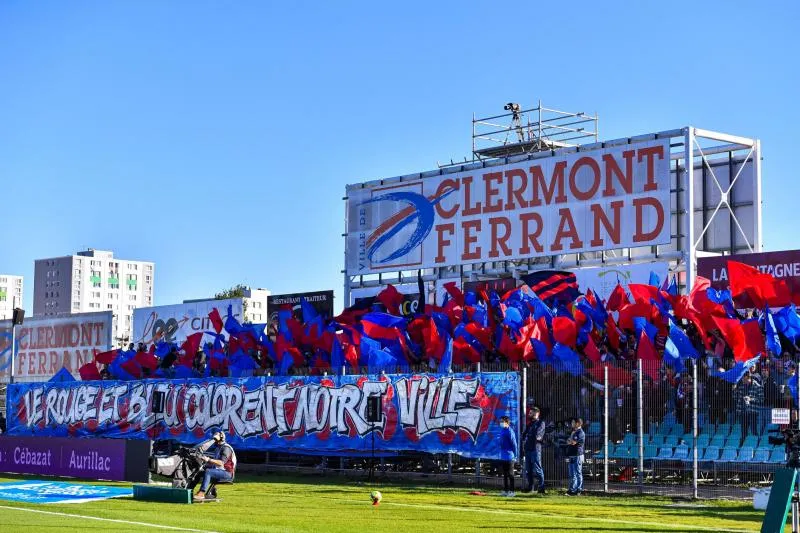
xmin=498 ymin=415 xmax=518 ymax=497
xmin=566 ymin=418 xmax=585 ymax=496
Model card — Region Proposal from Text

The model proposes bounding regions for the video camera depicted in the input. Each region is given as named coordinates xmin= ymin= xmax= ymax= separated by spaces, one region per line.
xmin=769 ymin=428 xmax=800 ymax=468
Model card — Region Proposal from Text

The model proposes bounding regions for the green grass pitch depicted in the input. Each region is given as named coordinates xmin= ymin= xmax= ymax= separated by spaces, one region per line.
xmin=0 ymin=473 xmax=777 ymax=532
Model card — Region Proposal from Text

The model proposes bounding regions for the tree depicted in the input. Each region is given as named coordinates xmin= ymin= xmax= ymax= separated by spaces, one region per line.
xmin=215 ymin=284 xmax=249 ymax=321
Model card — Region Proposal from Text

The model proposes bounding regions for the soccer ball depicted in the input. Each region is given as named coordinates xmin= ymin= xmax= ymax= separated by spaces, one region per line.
xmin=370 ymin=490 xmax=382 ymax=505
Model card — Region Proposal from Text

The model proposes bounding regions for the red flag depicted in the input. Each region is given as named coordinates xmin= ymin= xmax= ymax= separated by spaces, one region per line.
xmin=95 ymin=349 xmax=118 ymax=365
xmin=79 ymin=362 xmax=102 ymax=380
xmin=713 ymin=316 xmax=765 ymax=362
xmin=443 ymin=281 xmax=465 ymax=307
xmin=121 ymin=359 xmax=143 ymax=378
xmin=376 ymin=285 xmax=404 ymax=315
xmin=636 ymin=330 xmax=660 ymax=379
xmin=606 ymin=315 xmax=620 ymax=352
xmin=728 ymin=260 xmax=790 ymax=307
xmin=584 ymin=336 xmax=602 ymax=364
xmin=553 ymin=316 xmax=577 ymax=347
xmin=628 ymin=284 xmax=659 ymax=304
xmin=589 ymin=364 xmax=632 ymax=388
xmin=618 ymin=301 xmax=653 ymax=330
xmin=466 ymin=322 xmax=492 ymax=349
xmin=454 ymin=338 xmax=481 ymax=364
xmin=177 ymin=352 xmax=194 ymax=369
xmin=586 ymin=289 xmax=598 ymax=309
xmin=208 ymin=308 xmax=224 ymax=334
xmin=135 ymin=350 xmax=159 ymax=371
xmin=607 ymin=283 xmax=629 ymax=312
xmin=181 ymin=332 xmax=204 ymax=359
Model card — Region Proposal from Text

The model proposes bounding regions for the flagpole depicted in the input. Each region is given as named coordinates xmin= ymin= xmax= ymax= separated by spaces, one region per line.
xmin=637 ymin=358 xmax=644 ymax=491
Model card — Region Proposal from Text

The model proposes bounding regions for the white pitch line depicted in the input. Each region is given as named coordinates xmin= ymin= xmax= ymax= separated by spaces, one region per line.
xmin=337 ymin=498 xmax=759 ymax=533
xmin=0 ymin=504 xmax=221 ymax=533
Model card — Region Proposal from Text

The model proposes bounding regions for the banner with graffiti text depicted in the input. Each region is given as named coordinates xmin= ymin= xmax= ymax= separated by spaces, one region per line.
xmin=6 ymin=372 xmax=519 ymax=460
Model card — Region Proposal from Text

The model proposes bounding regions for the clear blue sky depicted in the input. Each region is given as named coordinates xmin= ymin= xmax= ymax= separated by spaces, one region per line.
xmin=1 ymin=1 xmax=798 ymax=313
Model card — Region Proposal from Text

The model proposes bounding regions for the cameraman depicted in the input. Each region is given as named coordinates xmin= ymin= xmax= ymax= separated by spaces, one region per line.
xmin=734 ymin=373 xmax=764 ymax=442
xmin=194 ymin=431 xmax=237 ymax=502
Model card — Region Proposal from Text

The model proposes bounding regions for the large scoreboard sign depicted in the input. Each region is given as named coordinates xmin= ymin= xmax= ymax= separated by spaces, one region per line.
xmin=346 ymin=139 xmax=671 ymax=275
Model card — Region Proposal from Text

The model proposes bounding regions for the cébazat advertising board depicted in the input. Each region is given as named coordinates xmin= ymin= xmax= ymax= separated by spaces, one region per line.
xmin=0 ymin=312 xmax=112 ymax=383
xmin=132 ymin=299 xmax=243 ymax=346
xmin=346 ymin=139 xmax=671 ymax=275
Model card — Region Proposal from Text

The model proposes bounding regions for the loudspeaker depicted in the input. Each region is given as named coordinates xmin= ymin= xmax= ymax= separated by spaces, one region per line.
xmin=366 ymin=396 xmax=382 ymax=423
xmin=152 ymin=391 xmax=166 ymax=414
xmin=12 ymin=308 xmax=24 ymax=326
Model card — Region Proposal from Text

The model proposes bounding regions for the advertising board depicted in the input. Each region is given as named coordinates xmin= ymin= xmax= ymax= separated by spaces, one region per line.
xmin=346 ymin=139 xmax=671 ymax=275
xmin=697 ymin=250 xmax=800 ymax=307
xmin=132 ymin=299 xmax=243 ymax=346
xmin=0 ymin=312 xmax=112 ymax=383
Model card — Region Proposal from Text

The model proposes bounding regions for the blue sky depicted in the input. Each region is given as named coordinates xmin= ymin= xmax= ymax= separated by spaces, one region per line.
xmin=1 ymin=1 xmax=797 ymax=312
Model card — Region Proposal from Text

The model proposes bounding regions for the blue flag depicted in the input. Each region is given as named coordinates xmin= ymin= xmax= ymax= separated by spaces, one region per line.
xmin=648 ymin=271 xmax=661 ymax=288
xmin=633 ymin=317 xmax=657 ymax=343
xmin=300 ymin=298 xmax=318 ymax=323
xmin=277 ymin=352 xmax=293 ymax=376
xmin=438 ymin=335 xmax=453 ymax=374
xmin=668 ymin=323 xmax=699 ymax=359
xmin=765 ymin=307 xmax=782 ymax=355
xmin=331 ymin=337 xmax=344 ymax=371
xmin=368 ymin=347 xmax=398 ymax=374
xmin=552 ymin=343 xmax=584 ymax=376
xmin=712 ymin=355 xmax=760 ymax=384
xmin=775 ymin=305 xmax=800 ymax=341
xmin=663 ymin=337 xmax=685 ymax=374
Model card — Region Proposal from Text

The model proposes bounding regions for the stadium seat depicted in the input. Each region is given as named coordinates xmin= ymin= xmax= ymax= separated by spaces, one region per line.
xmin=716 ymin=424 xmax=731 ymax=437
xmin=719 ymin=447 xmax=738 ymax=462
xmin=610 ymin=444 xmax=629 ymax=459
xmin=669 ymin=423 xmax=685 ymax=436
xmin=588 ymin=422 xmax=601 ymax=435
xmin=769 ymin=448 xmax=786 ymax=464
xmin=644 ymin=445 xmax=658 ymax=459
xmin=681 ymin=432 xmax=694 ymax=443
xmin=664 ymin=435 xmax=680 ymax=447
xmin=701 ymin=446 xmax=720 ymax=461
xmin=730 ymin=424 xmax=743 ymax=436
xmin=672 ymin=445 xmax=690 ymax=461
xmin=657 ymin=447 xmax=674 ymax=460
xmin=753 ymin=448 xmax=771 ymax=463
xmin=696 ymin=434 xmax=711 ymax=448
xmin=657 ymin=422 xmax=674 ymax=435
xmin=759 ymin=435 xmax=772 ymax=448
xmin=725 ymin=436 xmax=741 ymax=448
xmin=622 ymin=432 xmax=638 ymax=448
xmin=736 ymin=447 xmax=754 ymax=462
xmin=649 ymin=422 xmax=659 ymax=436
xmin=742 ymin=435 xmax=759 ymax=448
xmin=649 ymin=434 xmax=665 ymax=447
xmin=710 ymin=436 xmax=726 ymax=448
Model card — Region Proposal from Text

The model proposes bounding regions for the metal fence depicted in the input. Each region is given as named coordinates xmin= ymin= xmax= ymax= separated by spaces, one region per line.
xmin=228 ymin=358 xmax=796 ymax=499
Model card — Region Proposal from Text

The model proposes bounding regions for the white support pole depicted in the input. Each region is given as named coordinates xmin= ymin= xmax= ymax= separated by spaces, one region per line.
xmin=637 ymin=358 xmax=644 ymax=490
xmin=754 ymin=139 xmax=763 ymax=252
xmin=685 ymin=127 xmax=696 ymax=291
xmin=693 ymin=360 xmax=699 ymax=499
xmin=10 ymin=323 xmax=16 ymax=385
xmin=604 ymin=365 xmax=609 ymax=493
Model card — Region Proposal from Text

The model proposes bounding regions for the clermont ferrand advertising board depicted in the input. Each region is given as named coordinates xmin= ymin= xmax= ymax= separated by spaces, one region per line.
xmin=346 ymin=139 xmax=671 ymax=275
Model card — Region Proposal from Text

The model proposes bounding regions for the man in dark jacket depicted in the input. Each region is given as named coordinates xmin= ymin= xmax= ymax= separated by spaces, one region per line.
xmin=566 ymin=418 xmax=585 ymax=496
xmin=521 ymin=407 xmax=546 ymax=494
xmin=735 ymin=373 xmax=764 ymax=442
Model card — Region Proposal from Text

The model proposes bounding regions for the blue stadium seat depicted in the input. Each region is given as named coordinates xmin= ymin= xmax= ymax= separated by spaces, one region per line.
xmin=649 ymin=434 xmax=665 ymax=446
xmin=701 ymin=446 xmax=720 ymax=461
xmin=769 ymin=448 xmax=786 ymax=464
xmin=665 ymin=435 xmax=680 ymax=447
xmin=759 ymin=435 xmax=772 ymax=448
xmin=742 ymin=435 xmax=759 ymax=448
xmin=657 ymin=447 xmax=674 ymax=460
xmin=725 ymin=436 xmax=741 ymax=448
xmin=681 ymin=432 xmax=694 ymax=443
xmin=610 ymin=444 xmax=630 ymax=459
xmin=669 ymin=423 xmax=685 ymax=436
xmin=588 ymin=422 xmax=601 ymax=435
xmin=737 ymin=447 xmax=754 ymax=462
xmin=696 ymin=434 xmax=711 ymax=448
xmin=719 ymin=447 xmax=739 ymax=462
xmin=730 ymin=424 xmax=743 ymax=436
xmin=672 ymin=445 xmax=690 ymax=461
xmin=644 ymin=445 xmax=658 ymax=459
xmin=657 ymin=422 xmax=674 ymax=435
xmin=753 ymin=448 xmax=771 ymax=463
xmin=716 ymin=424 xmax=731 ymax=436
xmin=622 ymin=432 xmax=638 ymax=448
xmin=710 ymin=436 xmax=726 ymax=448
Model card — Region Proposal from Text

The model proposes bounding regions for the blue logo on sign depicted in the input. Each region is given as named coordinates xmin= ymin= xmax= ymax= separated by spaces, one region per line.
xmin=363 ymin=188 xmax=455 ymax=264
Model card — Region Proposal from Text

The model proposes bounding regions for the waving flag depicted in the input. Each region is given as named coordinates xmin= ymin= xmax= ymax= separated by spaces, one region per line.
xmin=208 ymin=308 xmax=224 ymax=334
xmin=376 ymin=285 xmax=404 ymax=315
xmin=521 ymin=270 xmax=580 ymax=305
xmin=78 ymin=361 xmax=102 ymax=381
xmin=713 ymin=316 xmax=765 ymax=362
xmin=361 ymin=312 xmax=406 ymax=341
xmin=728 ymin=260 xmax=790 ymax=307
xmin=765 ymin=307 xmax=782 ymax=355
xmin=552 ymin=343 xmax=583 ymax=376
xmin=712 ymin=355 xmax=761 ymax=384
